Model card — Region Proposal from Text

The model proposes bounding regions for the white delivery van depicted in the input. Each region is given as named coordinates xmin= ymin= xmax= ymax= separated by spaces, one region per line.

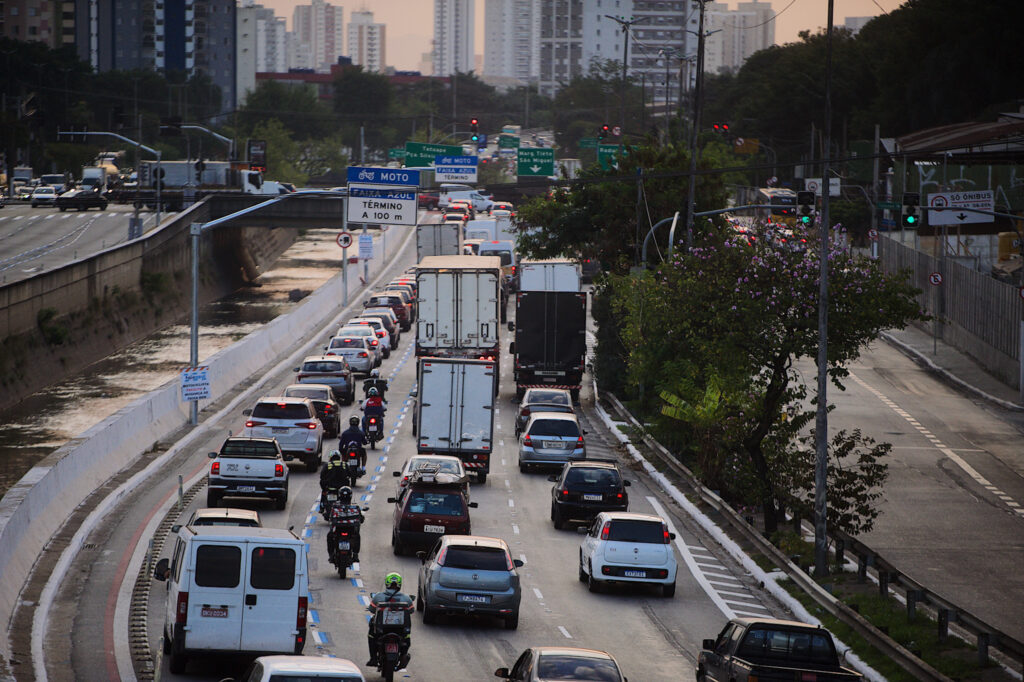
xmin=153 ymin=526 xmax=309 ymax=675
xmin=518 ymin=258 xmax=581 ymax=292
xmin=439 ymin=184 xmax=494 ymax=212
xmin=477 ymin=240 xmax=518 ymax=289
xmin=464 ymin=218 xmax=497 ymax=242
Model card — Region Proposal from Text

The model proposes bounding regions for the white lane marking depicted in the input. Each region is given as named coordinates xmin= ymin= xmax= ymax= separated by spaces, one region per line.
xmin=558 ymin=626 xmax=572 ymax=639
xmin=647 ymin=496 xmax=736 ymax=619
xmin=717 ymin=589 xmax=757 ymax=598
xmin=512 ymin=524 xmax=520 ymax=534
xmin=533 ymin=588 xmax=544 ymax=601
xmin=724 ymin=599 xmax=771 ymax=610
xmin=504 ymin=479 xmax=511 ymax=488
xmin=508 ymin=498 xmax=515 ymax=508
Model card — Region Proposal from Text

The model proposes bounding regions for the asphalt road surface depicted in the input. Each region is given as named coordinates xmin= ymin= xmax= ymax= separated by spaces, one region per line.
xmin=0 ymin=202 xmax=158 ymax=285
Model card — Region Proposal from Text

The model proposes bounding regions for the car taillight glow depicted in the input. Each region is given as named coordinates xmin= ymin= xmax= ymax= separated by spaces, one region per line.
xmin=275 ymin=463 xmax=285 ymax=477
xmin=663 ymin=526 xmax=672 ymax=544
xmin=523 ymin=435 xmax=532 ymax=446
xmin=358 ymin=351 xmax=368 ymax=357
xmin=297 ymin=422 xmax=318 ymax=430
xmin=297 ymin=596 xmax=308 ymax=628
xmin=576 ymin=436 xmax=585 ymax=447
xmin=175 ymin=591 xmax=189 ymax=624
xmin=616 ymin=492 xmax=624 ymax=499
xmin=370 ymin=340 xmax=379 ymax=346
xmin=560 ymin=488 xmax=569 ymax=498
xmin=505 ymin=552 xmax=516 ymax=571
xmin=245 ymin=420 xmax=265 ymax=428
xmin=323 ymin=406 xmax=333 ymax=413
xmin=369 ymin=418 xmax=378 ymax=425
xmin=601 ymin=522 xmax=610 ymax=540
xmin=210 ymin=461 xmax=220 ymax=475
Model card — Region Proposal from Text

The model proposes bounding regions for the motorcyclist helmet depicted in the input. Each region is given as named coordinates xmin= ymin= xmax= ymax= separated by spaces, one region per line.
xmin=329 ymin=449 xmax=341 ymax=462
xmin=368 ymin=387 xmax=379 ymax=397
xmin=384 ymin=572 xmax=402 ymax=591
xmin=349 ymin=416 xmax=360 ymax=426
xmin=338 ymin=486 xmax=353 ymax=504
xmin=370 ymin=368 xmax=380 ymax=378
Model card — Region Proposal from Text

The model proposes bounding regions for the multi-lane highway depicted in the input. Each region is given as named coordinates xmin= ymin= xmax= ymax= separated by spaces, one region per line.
xmin=0 ymin=202 xmax=157 ymax=285
xmin=30 ymin=219 xmax=786 ymax=681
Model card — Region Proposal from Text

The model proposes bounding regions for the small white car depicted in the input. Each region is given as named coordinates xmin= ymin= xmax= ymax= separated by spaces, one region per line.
xmin=241 ymin=397 xmax=324 ymax=472
xmin=337 ymin=324 xmax=384 ymax=366
xmin=31 ymin=185 xmax=57 ymax=207
xmin=239 ymin=655 xmax=365 ymax=681
xmin=578 ymin=511 xmax=678 ymax=597
xmin=325 ymin=335 xmax=375 ymax=375
xmin=349 ymin=317 xmax=393 ymax=354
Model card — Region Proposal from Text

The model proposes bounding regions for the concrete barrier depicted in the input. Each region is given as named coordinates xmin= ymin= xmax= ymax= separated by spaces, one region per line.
xmin=0 ymin=225 xmax=414 ymax=667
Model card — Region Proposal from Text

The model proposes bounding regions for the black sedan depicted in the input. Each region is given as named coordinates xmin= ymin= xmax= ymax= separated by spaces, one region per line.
xmin=56 ymin=188 xmax=108 ymax=211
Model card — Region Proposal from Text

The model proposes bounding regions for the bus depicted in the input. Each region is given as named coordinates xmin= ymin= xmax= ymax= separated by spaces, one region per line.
xmin=754 ymin=187 xmax=797 ymax=227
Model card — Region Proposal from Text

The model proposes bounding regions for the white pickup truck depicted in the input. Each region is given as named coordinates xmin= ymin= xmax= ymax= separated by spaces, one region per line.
xmin=206 ymin=437 xmax=289 ymax=510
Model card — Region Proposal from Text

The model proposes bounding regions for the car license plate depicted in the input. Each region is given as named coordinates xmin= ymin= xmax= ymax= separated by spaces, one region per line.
xmin=272 ymin=427 xmax=289 ymax=434
xmin=624 ymin=569 xmax=646 ymax=578
xmin=423 ymin=524 xmax=446 ymax=533
xmin=201 ymin=607 xmax=228 ymax=618
xmin=546 ymin=441 xmax=569 ymax=449
xmin=338 ymin=541 xmax=350 ymax=549
xmin=237 ymin=485 xmax=256 ymax=493
xmin=457 ymin=594 xmax=490 ymax=604
xmin=583 ymin=494 xmax=603 ymax=501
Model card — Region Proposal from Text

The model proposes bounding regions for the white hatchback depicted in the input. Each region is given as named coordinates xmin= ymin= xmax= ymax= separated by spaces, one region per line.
xmin=336 ymin=325 xmax=384 ymax=365
xmin=240 ymin=655 xmax=365 ymax=681
xmin=241 ymin=397 xmax=324 ymax=472
xmin=578 ymin=511 xmax=678 ymax=597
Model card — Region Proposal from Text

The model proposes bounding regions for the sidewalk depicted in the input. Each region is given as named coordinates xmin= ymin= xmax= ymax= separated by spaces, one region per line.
xmin=881 ymin=324 xmax=1024 ymax=411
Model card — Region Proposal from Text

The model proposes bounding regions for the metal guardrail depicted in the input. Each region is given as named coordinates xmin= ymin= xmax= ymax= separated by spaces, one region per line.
xmin=600 ymin=391 xmax=955 ymax=682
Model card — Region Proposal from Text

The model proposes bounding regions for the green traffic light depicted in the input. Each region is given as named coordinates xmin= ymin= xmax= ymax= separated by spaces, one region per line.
xmin=906 ymin=215 xmax=916 ymax=224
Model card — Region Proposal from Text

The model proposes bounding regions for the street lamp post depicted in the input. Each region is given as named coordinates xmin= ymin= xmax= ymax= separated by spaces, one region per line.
xmin=684 ymin=0 xmax=709 ymax=251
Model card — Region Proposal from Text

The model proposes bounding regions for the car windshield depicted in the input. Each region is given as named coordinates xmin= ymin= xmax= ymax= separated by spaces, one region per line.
xmin=303 ymin=361 xmax=345 ymax=372
xmin=441 ymin=546 xmax=509 ymax=571
xmin=605 ymin=520 xmax=664 ymax=543
xmin=565 ymin=468 xmax=619 ymax=487
xmin=526 ymin=390 xmax=571 ymax=406
xmin=535 ymin=655 xmax=621 ymax=681
xmin=405 ymin=491 xmax=465 ymax=516
xmin=529 ymin=419 xmax=580 ymax=438
xmin=34 ymin=187 xmax=54 ymax=194
xmin=251 ymin=403 xmax=310 ymax=420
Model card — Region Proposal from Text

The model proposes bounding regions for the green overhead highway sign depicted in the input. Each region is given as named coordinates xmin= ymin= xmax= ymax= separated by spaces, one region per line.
xmin=517 ymin=148 xmax=555 ymax=176
xmin=578 ymin=137 xmax=598 ymax=149
xmin=499 ymin=134 xmax=521 ymax=149
xmin=404 ymin=141 xmax=462 ymax=167
xmin=597 ymin=144 xmax=619 ymax=170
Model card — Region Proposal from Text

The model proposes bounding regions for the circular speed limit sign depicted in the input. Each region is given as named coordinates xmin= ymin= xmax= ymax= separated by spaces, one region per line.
xmin=336 ymin=231 xmax=353 ymax=249
xmin=929 ymin=271 xmax=943 ymax=286
xmin=868 ymin=228 xmax=878 ymax=240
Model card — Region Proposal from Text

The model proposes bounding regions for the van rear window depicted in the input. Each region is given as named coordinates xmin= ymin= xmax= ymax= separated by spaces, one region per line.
xmin=250 ymin=546 xmax=297 ymax=590
xmin=480 ymin=249 xmax=513 ymax=266
xmin=195 ymin=545 xmax=241 ymax=587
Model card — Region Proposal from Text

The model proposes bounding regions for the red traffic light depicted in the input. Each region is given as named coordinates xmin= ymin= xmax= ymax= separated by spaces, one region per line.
xmin=470 ymin=118 xmax=479 ymax=126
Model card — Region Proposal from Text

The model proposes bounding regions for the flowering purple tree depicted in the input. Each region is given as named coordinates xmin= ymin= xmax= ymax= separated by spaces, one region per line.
xmin=610 ymin=221 xmax=924 ymax=533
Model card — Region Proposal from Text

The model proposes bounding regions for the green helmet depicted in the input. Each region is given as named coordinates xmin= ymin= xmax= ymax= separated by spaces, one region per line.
xmin=384 ymin=572 xmax=402 ymax=591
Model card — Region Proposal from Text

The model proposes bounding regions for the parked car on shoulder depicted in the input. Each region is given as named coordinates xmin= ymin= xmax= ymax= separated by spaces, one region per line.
xmin=55 ymin=186 xmax=108 ymax=211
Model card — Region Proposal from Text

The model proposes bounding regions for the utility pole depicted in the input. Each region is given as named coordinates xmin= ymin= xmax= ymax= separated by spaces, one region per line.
xmin=606 ymin=14 xmax=648 ymax=148
xmin=684 ymin=0 xmax=709 ymax=250
xmin=813 ymin=0 xmax=836 ymax=578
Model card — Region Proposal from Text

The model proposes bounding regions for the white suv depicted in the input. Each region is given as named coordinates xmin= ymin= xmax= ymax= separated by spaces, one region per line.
xmin=241 ymin=397 xmax=324 ymax=472
xmin=578 ymin=511 xmax=678 ymax=597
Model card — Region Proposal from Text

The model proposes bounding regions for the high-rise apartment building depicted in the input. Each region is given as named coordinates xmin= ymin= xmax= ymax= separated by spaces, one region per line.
xmin=483 ymin=0 xmax=541 ymax=83
xmin=348 ymin=10 xmax=386 ymax=72
xmin=705 ymin=0 xmax=775 ymax=74
xmin=238 ymin=2 xmax=288 ymax=106
xmin=291 ymin=0 xmax=344 ymax=73
xmin=72 ymin=0 xmax=236 ymax=113
xmin=433 ymin=0 xmax=474 ymax=76
xmin=0 ymin=0 xmax=76 ymax=47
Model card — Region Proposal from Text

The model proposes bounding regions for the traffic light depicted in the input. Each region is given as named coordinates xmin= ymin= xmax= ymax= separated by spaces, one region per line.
xmin=598 ymin=124 xmax=610 ymax=140
xmin=796 ymin=190 xmax=816 ymax=226
xmin=901 ymin=192 xmax=921 ymax=228
xmin=712 ymin=123 xmax=729 ymax=135
xmin=470 ymin=118 xmax=479 ymax=142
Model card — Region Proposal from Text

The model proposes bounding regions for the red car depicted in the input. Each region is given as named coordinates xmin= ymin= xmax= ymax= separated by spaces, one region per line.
xmin=365 ymin=292 xmax=412 ymax=332
xmin=387 ymin=468 xmax=477 ymax=555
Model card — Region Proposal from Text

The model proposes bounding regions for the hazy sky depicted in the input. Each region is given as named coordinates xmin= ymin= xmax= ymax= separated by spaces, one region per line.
xmin=260 ymin=0 xmax=904 ymax=72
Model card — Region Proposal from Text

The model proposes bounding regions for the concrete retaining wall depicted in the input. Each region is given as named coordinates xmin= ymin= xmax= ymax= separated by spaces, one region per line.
xmin=0 ymin=226 xmax=412 ymax=665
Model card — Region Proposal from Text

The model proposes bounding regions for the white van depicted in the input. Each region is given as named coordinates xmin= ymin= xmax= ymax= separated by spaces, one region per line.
xmin=464 ymin=218 xmax=497 ymax=242
xmin=153 ymin=526 xmax=309 ymax=675
xmin=439 ymin=186 xmax=494 ymax=212
xmin=477 ymin=239 xmax=518 ymax=288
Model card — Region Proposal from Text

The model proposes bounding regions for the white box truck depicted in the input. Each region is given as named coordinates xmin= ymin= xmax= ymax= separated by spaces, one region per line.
xmin=518 ymin=259 xmax=581 ymax=292
xmin=416 ymin=255 xmax=502 ymax=360
xmin=416 ymin=221 xmax=462 ymax=261
xmin=414 ymin=356 xmax=497 ymax=482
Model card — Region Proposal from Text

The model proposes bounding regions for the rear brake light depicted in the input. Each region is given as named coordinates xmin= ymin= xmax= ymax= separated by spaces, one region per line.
xmin=600 ymin=523 xmax=610 ymax=540
xmin=297 ymin=422 xmax=318 ymax=430
xmin=370 ymin=340 xmax=379 ymax=346
xmin=663 ymin=526 xmax=672 ymax=544
xmin=175 ymin=591 xmax=189 ymax=624
xmin=560 ymin=488 xmax=569 ymax=498
xmin=275 ymin=463 xmax=285 ymax=477
xmin=211 ymin=461 xmax=220 ymax=475
xmin=297 ymin=596 xmax=308 ymax=628
xmin=505 ymin=552 xmax=516 ymax=571
xmin=359 ymin=352 xmax=368 ymax=357
xmin=437 ymin=546 xmax=448 ymax=566
xmin=369 ymin=418 xmax=378 ymax=425
xmin=324 ymin=406 xmax=333 ymax=413
xmin=245 ymin=420 xmax=265 ymax=428
xmin=523 ymin=435 xmax=532 ymax=446
xmin=376 ymin=331 xmax=385 ymax=337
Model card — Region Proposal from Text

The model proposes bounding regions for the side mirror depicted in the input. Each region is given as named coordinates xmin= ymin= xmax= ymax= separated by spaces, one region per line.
xmin=362 ymin=300 xmax=368 ymax=306
xmin=669 ymin=532 xmax=676 ymax=540
xmin=409 ymin=595 xmax=416 ymax=603
xmin=170 ymin=524 xmax=181 ymax=533
xmin=583 ymin=429 xmax=588 ymax=435
xmin=153 ymin=557 xmax=170 ymax=581
xmin=362 ymin=506 xmax=370 ymax=512
xmin=293 ymin=367 xmax=300 ymax=372
xmin=242 ymin=408 xmax=252 ymax=416
xmin=410 ymin=389 xmax=418 ymax=397
xmin=702 ymin=639 xmax=716 ymax=651
xmin=468 ymin=501 xmax=479 ymax=508
xmin=208 ymin=452 xmax=218 ymax=459
xmin=387 ymin=497 xmax=397 ymax=504
xmin=416 ymin=551 xmax=426 ymax=561
xmin=392 ymin=471 xmax=401 ymax=477
xmin=494 ymin=668 xmax=511 ymax=679
xmin=547 ymin=475 xmax=558 ymax=482
xmin=576 ymin=526 xmax=588 ymax=535
xmin=508 ymin=343 xmax=515 ymax=354
xmin=513 ymin=559 xmax=524 ymax=568
xmin=506 ymin=321 xmax=514 ymax=332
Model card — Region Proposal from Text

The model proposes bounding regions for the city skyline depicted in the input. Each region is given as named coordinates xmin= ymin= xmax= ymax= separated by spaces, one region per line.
xmin=259 ymin=0 xmax=902 ymax=73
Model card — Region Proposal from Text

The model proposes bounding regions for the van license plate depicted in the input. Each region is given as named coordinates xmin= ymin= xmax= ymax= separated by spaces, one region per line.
xmin=201 ymin=607 xmax=228 ymax=618
xmin=624 ymin=570 xmax=646 ymax=578
xmin=237 ymin=486 xmax=256 ymax=493
xmin=423 ymin=525 xmax=446 ymax=533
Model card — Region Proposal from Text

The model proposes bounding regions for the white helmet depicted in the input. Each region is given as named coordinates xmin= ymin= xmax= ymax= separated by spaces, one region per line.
xmin=370 ymin=368 xmax=380 ymax=378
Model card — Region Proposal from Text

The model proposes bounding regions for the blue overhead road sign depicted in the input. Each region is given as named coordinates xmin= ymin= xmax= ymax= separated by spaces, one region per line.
xmin=346 ymin=166 xmax=421 ymax=186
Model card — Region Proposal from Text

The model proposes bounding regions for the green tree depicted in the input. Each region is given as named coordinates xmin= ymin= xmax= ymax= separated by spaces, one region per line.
xmin=334 ymin=67 xmax=394 ymax=155
xmin=250 ymin=118 xmax=305 ymax=185
xmin=238 ymin=80 xmax=333 ymax=141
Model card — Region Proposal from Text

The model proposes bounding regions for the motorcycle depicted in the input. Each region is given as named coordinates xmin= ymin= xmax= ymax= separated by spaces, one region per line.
xmin=343 ymin=445 xmax=364 ymax=487
xmin=364 ymin=414 xmax=384 ymax=450
xmin=328 ymin=504 xmax=366 ymax=579
xmin=370 ymin=601 xmax=413 ymax=682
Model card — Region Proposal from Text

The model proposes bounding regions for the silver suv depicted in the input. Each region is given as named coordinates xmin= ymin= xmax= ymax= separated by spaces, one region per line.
xmin=294 ymin=355 xmax=356 ymax=404
xmin=241 ymin=397 xmax=324 ymax=472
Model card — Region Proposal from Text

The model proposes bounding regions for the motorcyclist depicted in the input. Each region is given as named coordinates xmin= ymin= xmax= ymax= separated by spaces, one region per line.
xmin=363 ymin=387 xmax=386 ymax=435
xmin=319 ymin=450 xmax=347 ymax=515
xmin=326 ymin=486 xmax=365 ymax=563
xmin=363 ymin=369 xmax=389 ymax=403
xmin=366 ymin=572 xmax=414 ymax=668
xmin=339 ymin=415 xmax=368 ymax=471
